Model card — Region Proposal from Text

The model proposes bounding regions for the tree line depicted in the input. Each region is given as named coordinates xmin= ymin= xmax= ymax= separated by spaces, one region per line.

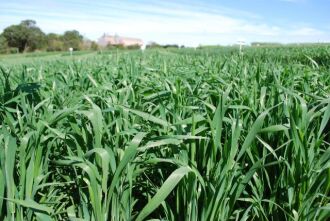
xmin=0 ymin=19 xmax=190 ymax=54
xmin=0 ymin=20 xmax=98 ymax=54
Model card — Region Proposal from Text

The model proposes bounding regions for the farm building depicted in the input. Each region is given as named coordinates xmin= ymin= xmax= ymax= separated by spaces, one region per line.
xmin=98 ymin=34 xmax=143 ymax=47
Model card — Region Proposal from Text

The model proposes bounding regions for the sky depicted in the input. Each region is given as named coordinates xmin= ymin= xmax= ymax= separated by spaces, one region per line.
xmin=0 ymin=0 xmax=329 ymax=46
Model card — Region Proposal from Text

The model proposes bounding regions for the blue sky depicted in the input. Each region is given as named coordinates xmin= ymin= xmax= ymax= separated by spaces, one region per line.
xmin=1 ymin=0 xmax=329 ymax=46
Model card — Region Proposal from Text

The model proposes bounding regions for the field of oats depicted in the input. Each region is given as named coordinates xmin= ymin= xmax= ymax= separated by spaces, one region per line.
xmin=0 ymin=46 xmax=330 ymax=221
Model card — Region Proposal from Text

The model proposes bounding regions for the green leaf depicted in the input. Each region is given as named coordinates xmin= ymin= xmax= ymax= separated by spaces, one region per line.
xmin=260 ymin=125 xmax=288 ymax=133
xmin=85 ymin=148 xmax=110 ymax=193
xmin=136 ymin=166 xmax=192 ymax=221
xmin=318 ymin=102 xmax=330 ymax=138
xmin=106 ymin=132 xmax=146 ymax=218
xmin=120 ymin=106 xmax=171 ymax=127
xmin=78 ymin=103 xmax=104 ymax=149
xmin=4 ymin=135 xmax=17 ymax=216
xmin=174 ymin=114 xmax=205 ymax=125
xmin=237 ymin=110 xmax=268 ymax=160
xmin=0 ymin=169 xmax=4 ymax=213
xmin=139 ymin=139 xmax=182 ymax=151
xmin=5 ymin=198 xmax=53 ymax=214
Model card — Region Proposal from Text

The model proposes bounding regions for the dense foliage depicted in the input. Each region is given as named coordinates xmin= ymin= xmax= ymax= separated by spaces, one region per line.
xmin=0 ymin=20 xmax=94 ymax=53
xmin=0 ymin=47 xmax=329 ymax=220
xmin=2 ymin=20 xmax=46 ymax=53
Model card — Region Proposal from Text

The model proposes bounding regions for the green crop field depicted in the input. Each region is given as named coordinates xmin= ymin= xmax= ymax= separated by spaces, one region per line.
xmin=0 ymin=46 xmax=330 ymax=220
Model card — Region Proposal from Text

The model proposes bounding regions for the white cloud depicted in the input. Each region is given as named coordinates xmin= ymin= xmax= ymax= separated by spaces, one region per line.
xmin=0 ymin=0 xmax=328 ymax=46
xmin=289 ymin=27 xmax=324 ymax=36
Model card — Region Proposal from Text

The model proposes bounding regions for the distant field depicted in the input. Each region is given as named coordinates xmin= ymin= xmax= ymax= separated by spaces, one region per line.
xmin=0 ymin=46 xmax=329 ymax=220
xmin=0 ymin=50 xmax=97 ymax=65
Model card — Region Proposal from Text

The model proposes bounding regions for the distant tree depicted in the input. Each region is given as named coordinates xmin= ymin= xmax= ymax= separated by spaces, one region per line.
xmin=61 ymin=30 xmax=83 ymax=50
xmin=90 ymin=41 xmax=99 ymax=51
xmin=81 ymin=38 xmax=99 ymax=51
xmin=126 ymin=44 xmax=141 ymax=50
xmin=2 ymin=20 xmax=45 ymax=52
xmin=251 ymin=42 xmax=283 ymax=47
xmin=163 ymin=44 xmax=179 ymax=49
xmin=0 ymin=34 xmax=8 ymax=53
xmin=46 ymin=33 xmax=64 ymax=51
xmin=20 ymin=19 xmax=37 ymax=27
xmin=106 ymin=43 xmax=124 ymax=50
xmin=146 ymin=41 xmax=161 ymax=49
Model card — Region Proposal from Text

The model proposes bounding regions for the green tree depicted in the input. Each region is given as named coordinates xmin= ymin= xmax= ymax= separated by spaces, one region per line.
xmin=2 ymin=20 xmax=45 ymax=52
xmin=90 ymin=41 xmax=99 ymax=51
xmin=46 ymin=33 xmax=64 ymax=51
xmin=0 ymin=34 xmax=8 ymax=54
xmin=61 ymin=30 xmax=83 ymax=50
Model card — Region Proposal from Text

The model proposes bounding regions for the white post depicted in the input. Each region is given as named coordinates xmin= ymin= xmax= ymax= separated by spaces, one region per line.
xmin=237 ymin=41 xmax=245 ymax=54
xmin=69 ymin=47 xmax=73 ymax=56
